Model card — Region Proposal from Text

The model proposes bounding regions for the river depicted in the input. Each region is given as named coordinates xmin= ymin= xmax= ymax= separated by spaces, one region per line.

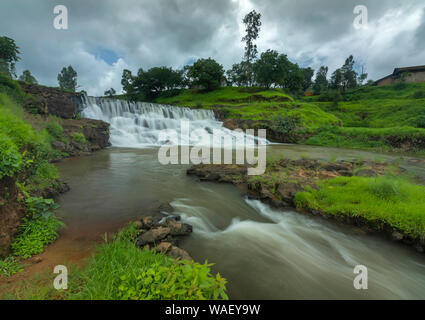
xmin=55 ymin=144 xmax=425 ymax=299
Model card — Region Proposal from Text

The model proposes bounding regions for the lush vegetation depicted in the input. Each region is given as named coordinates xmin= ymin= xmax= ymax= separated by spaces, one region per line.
xmin=57 ymin=224 xmax=227 ymax=300
xmin=11 ymin=197 xmax=64 ymax=258
xmin=0 ymin=257 xmax=23 ymax=277
xmin=294 ymin=176 xmax=425 ymax=240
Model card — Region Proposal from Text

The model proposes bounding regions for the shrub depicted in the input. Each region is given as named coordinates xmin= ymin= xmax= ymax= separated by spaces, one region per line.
xmin=412 ymin=90 xmax=425 ymax=99
xmin=11 ymin=213 xmax=64 ymax=258
xmin=0 ymin=257 xmax=23 ymax=277
xmin=118 ymin=260 xmax=228 ymax=300
xmin=72 ymin=224 xmax=228 ymax=300
xmin=270 ymin=114 xmax=300 ymax=137
xmin=0 ymin=132 xmax=22 ymax=179
xmin=11 ymin=197 xmax=63 ymax=258
xmin=70 ymin=132 xmax=87 ymax=144
xmin=46 ymin=118 xmax=64 ymax=141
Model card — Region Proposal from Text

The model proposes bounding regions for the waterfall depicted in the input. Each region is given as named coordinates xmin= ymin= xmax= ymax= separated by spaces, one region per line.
xmin=79 ymin=95 xmax=267 ymax=148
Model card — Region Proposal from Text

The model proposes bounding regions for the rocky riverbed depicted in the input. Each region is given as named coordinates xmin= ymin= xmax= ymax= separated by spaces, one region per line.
xmin=187 ymin=158 xmax=425 ymax=253
xmin=131 ymin=203 xmax=193 ymax=261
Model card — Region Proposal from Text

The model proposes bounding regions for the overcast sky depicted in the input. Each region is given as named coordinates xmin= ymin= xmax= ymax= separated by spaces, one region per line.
xmin=1 ymin=0 xmax=424 ymax=95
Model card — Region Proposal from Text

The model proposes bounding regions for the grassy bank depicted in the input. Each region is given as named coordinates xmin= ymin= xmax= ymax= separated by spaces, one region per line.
xmin=1 ymin=223 xmax=229 ymax=300
xmin=157 ymin=84 xmax=425 ymax=154
xmin=294 ymin=176 xmax=425 ymax=241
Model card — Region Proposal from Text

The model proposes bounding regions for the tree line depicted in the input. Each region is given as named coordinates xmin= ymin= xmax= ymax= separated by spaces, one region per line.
xmin=1 ymin=10 xmax=370 ymax=99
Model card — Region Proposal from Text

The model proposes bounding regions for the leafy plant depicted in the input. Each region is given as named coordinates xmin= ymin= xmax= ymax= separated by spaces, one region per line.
xmin=0 ymin=257 xmax=23 ymax=277
xmin=46 ymin=118 xmax=64 ymax=141
xmin=118 ymin=259 xmax=228 ymax=300
xmin=11 ymin=213 xmax=64 ymax=258
xmin=70 ymin=132 xmax=87 ymax=144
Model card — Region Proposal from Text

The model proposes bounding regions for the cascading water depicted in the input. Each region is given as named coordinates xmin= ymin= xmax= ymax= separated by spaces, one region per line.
xmin=79 ymin=94 xmax=264 ymax=148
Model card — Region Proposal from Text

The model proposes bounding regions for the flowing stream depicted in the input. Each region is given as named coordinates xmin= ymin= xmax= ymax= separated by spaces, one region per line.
xmin=53 ymin=97 xmax=425 ymax=299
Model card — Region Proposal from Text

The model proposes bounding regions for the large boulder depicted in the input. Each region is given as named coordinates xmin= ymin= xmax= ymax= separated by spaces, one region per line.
xmin=136 ymin=227 xmax=171 ymax=246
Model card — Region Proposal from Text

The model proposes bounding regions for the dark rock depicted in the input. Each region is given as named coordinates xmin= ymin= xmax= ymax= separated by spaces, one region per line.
xmin=155 ymin=241 xmax=172 ymax=253
xmin=156 ymin=202 xmax=174 ymax=214
xmin=391 ymin=231 xmax=404 ymax=241
xmin=164 ymin=218 xmax=193 ymax=236
xmin=355 ymin=169 xmax=378 ymax=177
xmin=277 ymin=183 xmax=303 ymax=204
xmin=19 ymin=81 xmax=81 ymax=119
xmin=168 ymin=246 xmax=192 ymax=261
xmin=136 ymin=227 xmax=171 ymax=246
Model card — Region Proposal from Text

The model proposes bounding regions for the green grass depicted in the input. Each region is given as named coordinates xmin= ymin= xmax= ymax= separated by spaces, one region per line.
xmin=294 ymin=176 xmax=425 ymax=240
xmin=64 ymin=223 xmax=228 ymax=300
xmin=304 ymin=126 xmax=425 ymax=153
xmin=157 ymin=87 xmax=340 ymax=129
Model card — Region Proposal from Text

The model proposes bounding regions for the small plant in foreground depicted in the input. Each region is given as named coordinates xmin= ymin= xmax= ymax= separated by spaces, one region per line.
xmin=0 ymin=257 xmax=24 ymax=277
xmin=117 ymin=259 xmax=228 ymax=300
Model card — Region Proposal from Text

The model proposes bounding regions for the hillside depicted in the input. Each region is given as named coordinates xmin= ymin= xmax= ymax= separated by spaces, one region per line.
xmin=156 ymin=87 xmax=341 ymax=129
xmin=156 ymin=84 xmax=425 ymax=154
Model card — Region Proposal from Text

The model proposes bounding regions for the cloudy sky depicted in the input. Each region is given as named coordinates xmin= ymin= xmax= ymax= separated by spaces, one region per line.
xmin=1 ymin=0 xmax=424 ymax=95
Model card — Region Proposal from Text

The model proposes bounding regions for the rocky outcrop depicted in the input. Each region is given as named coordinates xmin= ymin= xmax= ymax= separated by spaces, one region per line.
xmin=133 ymin=208 xmax=193 ymax=261
xmin=19 ymin=82 xmax=82 ymax=119
xmin=56 ymin=118 xmax=109 ymax=157
xmin=0 ymin=177 xmax=23 ymax=257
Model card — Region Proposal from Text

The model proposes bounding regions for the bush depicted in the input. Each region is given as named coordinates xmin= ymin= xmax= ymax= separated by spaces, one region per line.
xmin=70 ymin=132 xmax=87 ymax=144
xmin=11 ymin=213 xmax=64 ymax=258
xmin=270 ymin=115 xmax=300 ymax=137
xmin=11 ymin=197 xmax=63 ymax=258
xmin=0 ymin=257 xmax=23 ymax=277
xmin=412 ymin=90 xmax=425 ymax=99
xmin=0 ymin=132 xmax=22 ymax=179
xmin=46 ymin=118 xmax=64 ymax=141
xmin=71 ymin=224 xmax=228 ymax=300
xmin=118 ymin=260 xmax=228 ymax=300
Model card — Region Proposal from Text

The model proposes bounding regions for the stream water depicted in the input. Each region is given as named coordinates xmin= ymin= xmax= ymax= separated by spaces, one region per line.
xmin=52 ymin=97 xmax=425 ymax=299
xmin=56 ymin=145 xmax=425 ymax=300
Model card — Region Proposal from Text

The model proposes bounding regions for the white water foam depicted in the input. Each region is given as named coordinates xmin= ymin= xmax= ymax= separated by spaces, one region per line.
xmin=80 ymin=95 xmax=266 ymax=148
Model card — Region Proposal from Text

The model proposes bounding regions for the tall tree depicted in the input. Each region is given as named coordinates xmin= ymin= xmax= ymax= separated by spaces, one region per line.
xmin=242 ymin=10 xmax=262 ymax=86
xmin=253 ymin=50 xmax=281 ymax=88
xmin=18 ymin=70 xmax=37 ymax=84
xmin=301 ymin=67 xmax=314 ymax=92
xmin=0 ymin=36 xmax=20 ymax=78
xmin=226 ymin=61 xmax=249 ymax=87
xmin=57 ymin=66 xmax=77 ymax=92
xmin=121 ymin=69 xmax=135 ymax=94
xmin=340 ymin=55 xmax=358 ymax=91
xmin=313 ymin=66 xmax=329 ymax=94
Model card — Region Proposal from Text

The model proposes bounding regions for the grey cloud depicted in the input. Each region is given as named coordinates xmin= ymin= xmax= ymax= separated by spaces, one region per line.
xmin=1 ymin=0 xmax=425 ymax=95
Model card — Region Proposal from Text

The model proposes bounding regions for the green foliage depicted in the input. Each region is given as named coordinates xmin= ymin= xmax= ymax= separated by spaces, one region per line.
xmin=104 ymin=88 xmax=116 ymax=97
xmin=0 ymin=36 xmax=20 ymax=78
xmin=18 ymin=70 xmax=37 ymax=84
xmin=242 ymin=10 xmax=262 ymax=86
xmin=70 ymin=132 xmax=87 ymax=144
xmin=313 ymin=66 xmax=329 ymax=95
xmin=71 ymin=224 xmax=228 ymax=300
xmin=57 ymin=65 xmax=77 ymax=92
xmin=121 ymin=67 xmax=183 ymax=100
xmin=0 ymin=132 xmax=22 ymax=179
xmin=305 ymin=126 xmax=425 ymax=153
xmin=412 ymin=90 xmax=424 ymax=99
xmin=118 ymin=260 xmax=228 ymax=300
xmin=294 ymin=176 xmax=425 ymax=239
xmin=186 ymin=58 xmax=225 ymax=91
xmin=46 ymin=118 xmax=65 ymax=141
xmin=0 ymin=257 xmax=23 ymax=277
xmin=270 ymin=114 xmax=300 ymax=139
xmin=0 ymin=95 xmax=59 ymax=187
xmin=12 ymin=198 xmax=64 ymax=258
